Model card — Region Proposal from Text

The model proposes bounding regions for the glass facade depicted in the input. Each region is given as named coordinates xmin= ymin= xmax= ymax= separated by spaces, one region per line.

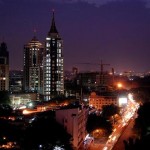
xmin=43 ymin=12 xmax=64 ymax=101
xmin=23 ymin=36 xmax=44 ymax=93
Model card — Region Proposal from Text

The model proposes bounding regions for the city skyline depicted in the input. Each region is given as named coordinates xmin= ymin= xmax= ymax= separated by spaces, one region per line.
xmin=1 ymin=0 xmax=150 ymax=73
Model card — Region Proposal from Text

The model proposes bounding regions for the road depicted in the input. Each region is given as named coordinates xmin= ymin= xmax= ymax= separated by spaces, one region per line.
xmin=89 ymin=118 xmax=136 ymax=150
xmin=88 ymin=93 xmax=139 ymax=150
xmin=112 ymin=116 xmax=136 ymax=150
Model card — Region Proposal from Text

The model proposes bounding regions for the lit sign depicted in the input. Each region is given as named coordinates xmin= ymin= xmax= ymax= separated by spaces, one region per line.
xmin=118 ymin=97 xmax=128 ymax=106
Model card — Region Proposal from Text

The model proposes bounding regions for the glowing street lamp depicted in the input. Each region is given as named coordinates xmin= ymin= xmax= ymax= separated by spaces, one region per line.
xmin=117 ymin=82 xmax=123 ymax=88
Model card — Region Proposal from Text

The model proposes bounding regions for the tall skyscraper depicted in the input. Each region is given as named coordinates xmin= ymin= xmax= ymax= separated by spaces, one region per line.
xmin=0 ymin=42 xmax=9 ymax=91
xmin=43 ymin=11 xmax=64 ymax=100
xmin=23 ymin=36 xmax=44 ymax=93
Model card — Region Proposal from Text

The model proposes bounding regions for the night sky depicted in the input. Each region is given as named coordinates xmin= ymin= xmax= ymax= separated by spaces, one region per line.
xmin=1 ymin=0 xmax=150 ymax=73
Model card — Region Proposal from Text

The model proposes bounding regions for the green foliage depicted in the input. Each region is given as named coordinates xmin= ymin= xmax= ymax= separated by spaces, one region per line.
xmin=0 ymin=110 xmax=73 ymax=150
xmin=124 ymin=135 xmax=150 ymax=150
xmin=86 ymin=113 xmax=112 ymax=135
xmin=0 ymin=91 xmax=10 ymax=104
xmin=0 ymin=104 xmax=13 ymax=117
xmin=102 ymin=104 xmax=120 ymax=118
xmin=131 ymin=87 xmax=150 ymax=103
xmin=134 ymin=102 xmax=150 ymax=136
xmin=0 ymin=118 xmax=23 ymax=145
xmin=22 ymin=111 xmax=73 ymax=150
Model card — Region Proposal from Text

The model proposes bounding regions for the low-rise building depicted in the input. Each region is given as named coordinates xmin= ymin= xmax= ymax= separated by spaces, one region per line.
xmin=10 ymin=93 xmax=38 ymax=107
xmin=89 ymin=92 xmax=118 ymax=110
xmin=55 ymin=105 xmax=88 ymax=149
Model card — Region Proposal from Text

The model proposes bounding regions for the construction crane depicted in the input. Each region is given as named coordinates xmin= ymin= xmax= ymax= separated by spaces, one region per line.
xmin=77 ymin=60 xmax=110 ymax=74
xmin=99 ymin=60 xmax=110 ymax=74
xmin=77 ymin=60 xmax=112 ymax=87
xmin=75 ymin=61 xmax=115 ymax=99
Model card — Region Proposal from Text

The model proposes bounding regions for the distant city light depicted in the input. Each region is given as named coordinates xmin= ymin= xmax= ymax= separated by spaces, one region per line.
xmin=22 ymin=109 xmax=37 ymax=115
xmin=19 ymin=105 xmax=26 ymax=109
xmin=22 ymin=109 xmax=29 ymax=115
xmin=53 ymin=145 xmax=64 ymax=150
xmin=28 ymin=103 xmax=33 ymax=107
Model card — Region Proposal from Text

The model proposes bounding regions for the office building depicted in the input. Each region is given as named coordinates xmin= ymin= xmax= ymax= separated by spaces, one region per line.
xmin=0 ymin=42 xmax=9 ymax=91
xmin=23 ymin=36 xmax=44 ymax=93
xmin=43 ymin=11 xmax=64 ymax=100
xmin=9 ymin=70 xmax=23 ymax=93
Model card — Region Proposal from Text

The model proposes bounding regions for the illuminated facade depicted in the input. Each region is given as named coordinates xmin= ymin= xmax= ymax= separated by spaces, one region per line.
xmin=9 ymin=70 xmax=23 ymax=93
xmin=89 ymin=92 xmax=118 ymax=110
xmin=23 ymin=36 xmax=44 ymax=93
xmin=0 ymin=42 xmax=9 ymax=91
xmin=43 ymin=12 xmax=64 ymax=100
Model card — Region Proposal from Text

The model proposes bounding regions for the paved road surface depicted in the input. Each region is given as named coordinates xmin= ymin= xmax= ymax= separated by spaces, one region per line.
xmin=112 ymin=117 xmax=136 ymax=150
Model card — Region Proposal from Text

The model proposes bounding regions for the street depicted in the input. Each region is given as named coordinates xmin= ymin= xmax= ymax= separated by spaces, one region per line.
xmin=88 ymin=94 xmax=139 ymax=150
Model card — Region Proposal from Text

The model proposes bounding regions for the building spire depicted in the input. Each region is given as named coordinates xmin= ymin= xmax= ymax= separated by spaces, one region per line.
xmin=32 ymin=28 xmax=38 ymax=41
xmin=49 ymin=9 xmax=58 ymax=34
xmin=33 ymin=28 xmax=37 ymax=36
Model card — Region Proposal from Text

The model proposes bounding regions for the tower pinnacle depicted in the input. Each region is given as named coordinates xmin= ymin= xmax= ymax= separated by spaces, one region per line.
xmin=49 ymin=10 xmax=58 ymax=34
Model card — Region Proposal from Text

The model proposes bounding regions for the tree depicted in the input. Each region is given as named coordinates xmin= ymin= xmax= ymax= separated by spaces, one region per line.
xmin=22 ymin=111 xmax=73 ymax=150
xmin=0 ymin=104 xmax=13 ymax=117
xmin=134 ymin=102 xmax=150 ymax=136
xmin=102 ymin=104 xmax=120 ymax=119
xmin=0 ymin=91 xmax=10 ymax=104
xmin=124 ymin=135 xmax=150 ymax=150
xmin=86 ymin=113 xmax=112 ymax=136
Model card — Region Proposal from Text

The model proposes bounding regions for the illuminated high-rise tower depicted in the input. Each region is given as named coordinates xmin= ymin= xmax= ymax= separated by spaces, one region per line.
xmin=43 ymin=11 xmax=64 ymax=100
xmin=23 ymin=36 xmax=44 ymax=93
xmin=0 ymin=42 xmax=9 ymax=91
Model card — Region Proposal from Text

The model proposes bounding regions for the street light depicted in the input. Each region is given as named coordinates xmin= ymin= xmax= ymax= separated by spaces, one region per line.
xmin=117 ymin=82 xmax=123 ymax=88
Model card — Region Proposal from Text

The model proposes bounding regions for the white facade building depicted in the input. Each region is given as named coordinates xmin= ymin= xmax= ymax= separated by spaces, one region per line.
xmin=55 ymin=106 xmax=88 ymax=149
